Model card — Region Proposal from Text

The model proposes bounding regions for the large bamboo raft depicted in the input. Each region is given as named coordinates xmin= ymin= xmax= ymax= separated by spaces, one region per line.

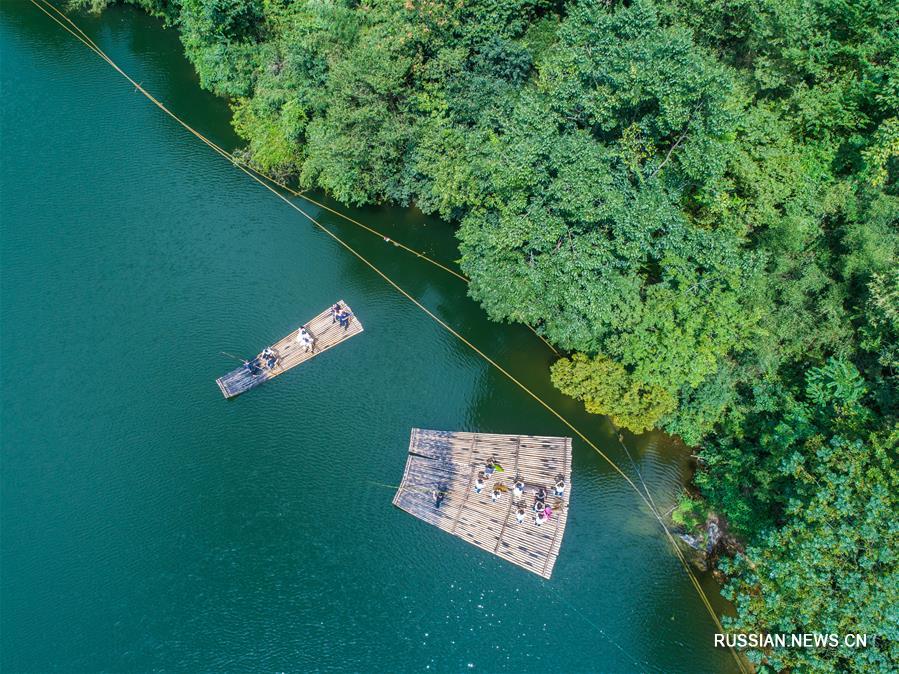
xmin=216 ymin=301 xmax=363 ymax=398
xmin=393 ymin=428 xmax=572 ymax=579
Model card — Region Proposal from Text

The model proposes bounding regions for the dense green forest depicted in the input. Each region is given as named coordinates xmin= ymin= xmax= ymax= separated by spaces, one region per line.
xmin=76 ymin=0 xmax=897 ymax=670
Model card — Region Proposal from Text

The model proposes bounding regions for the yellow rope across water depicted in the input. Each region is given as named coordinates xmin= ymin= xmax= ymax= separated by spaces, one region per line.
xmin=30 ymin=3 xmax=744 ymax=670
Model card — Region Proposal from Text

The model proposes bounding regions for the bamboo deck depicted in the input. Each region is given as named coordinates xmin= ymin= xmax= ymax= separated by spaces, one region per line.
xmin=216 ymin=301 xmax=363 ymax=398
xmin=393 ymin=428 xmax=572 ymax=579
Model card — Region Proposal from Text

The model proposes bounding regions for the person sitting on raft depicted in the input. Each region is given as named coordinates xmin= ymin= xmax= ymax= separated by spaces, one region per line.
xmin=484 ymin=456 xmax=504 ymax=476
xmin=512 ymin=481 xmax=524 ymax=498
xmin=432 ymin=489 xmax=446 ymax=509
xmin=474 ymin=476 xmax=485 ymax=494
xmin=535 ymin=510 xmax=547 ymax=526
xmin=261 ymin=347 xmax=278 ymax=369
xmin=554 ymin=479 xmax=565 ymax=497
xmin=330 ymin=303 xmax=342 ymax=324
xmin=516 ymin=508 xmax=526 ymax=524
xmin=534 ymin=500 xmax=546 ymax=514
xmin=491 ymin=488 xmax=502 ymax=503
xmin=535 ymin=487 xmax=547 ymax=502
xmin=336 ymin=308 xmax=353 ymax=331
xmin=544 ymin=504 xmax=553 ymax=520
xmin=296 ymin=326 xmax=315 ymax=353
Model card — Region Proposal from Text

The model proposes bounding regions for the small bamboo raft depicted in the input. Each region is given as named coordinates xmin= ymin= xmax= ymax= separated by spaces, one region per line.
xmin=216 ymin=301 xmax=363 ymax=398
xmin=393 ymin=428 xmax=572 ymax=579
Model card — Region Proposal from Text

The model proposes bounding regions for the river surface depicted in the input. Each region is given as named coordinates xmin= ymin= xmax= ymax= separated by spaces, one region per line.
xmin=1 ymin=3 xmax=736 ymax=671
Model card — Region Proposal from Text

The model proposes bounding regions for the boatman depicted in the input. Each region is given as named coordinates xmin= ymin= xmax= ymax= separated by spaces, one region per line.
xmin=244 ymin=358 xmax=262 ymax=376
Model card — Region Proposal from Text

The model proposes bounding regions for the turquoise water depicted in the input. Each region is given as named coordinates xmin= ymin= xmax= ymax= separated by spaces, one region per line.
xmin=1 ymin=3 xmax=736 ymax=671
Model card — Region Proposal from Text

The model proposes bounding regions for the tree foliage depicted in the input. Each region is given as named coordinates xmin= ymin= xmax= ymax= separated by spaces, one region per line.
xmin=714 ymin=364 xmax=899 ymax=671
xmin=551 ymin=353 xmax=676 ymax=433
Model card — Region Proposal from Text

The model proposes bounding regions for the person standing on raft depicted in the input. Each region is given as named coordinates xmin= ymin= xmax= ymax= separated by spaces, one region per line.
xmin=243 ymin=358 xmax=262 ymax=376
